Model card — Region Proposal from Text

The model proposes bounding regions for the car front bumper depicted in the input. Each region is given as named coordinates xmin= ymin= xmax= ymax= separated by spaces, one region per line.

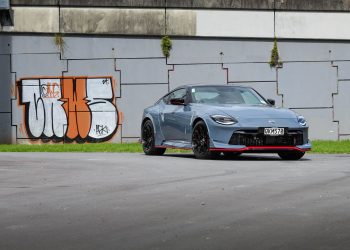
xmin=207 ymin=119 xmax=311 ymax=153
xmin=209 ymin=141 xmax=312 ymax=153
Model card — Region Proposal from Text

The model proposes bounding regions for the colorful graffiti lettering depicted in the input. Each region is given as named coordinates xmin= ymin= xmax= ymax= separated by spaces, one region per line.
xmin=17 ymin=77 xmax=119 ymax=142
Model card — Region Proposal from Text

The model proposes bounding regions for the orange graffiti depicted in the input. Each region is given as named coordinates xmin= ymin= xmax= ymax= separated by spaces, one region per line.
xmin=61 ymin=78 xmax=91 ymax=140
xmin=10 ymin=85 xmax=15 ymax=97
xmin=19 ymin=123 xmax=26 ymax=136
xmin=41 ymin=82 xmax=60 ymax=98
xmin=17 ymin=76 xmax=119 ymax=142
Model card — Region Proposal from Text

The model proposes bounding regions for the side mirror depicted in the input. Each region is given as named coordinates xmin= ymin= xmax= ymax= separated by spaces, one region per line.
xmin=170 ymin=98 xmax=185 ymax=105
xmin=267 ymin=98 xmax=275 ymax=106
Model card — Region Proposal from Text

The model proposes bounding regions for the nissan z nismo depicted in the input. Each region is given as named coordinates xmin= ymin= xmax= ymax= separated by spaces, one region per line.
xmin=141 ymin=85 xmax=311 ymax=160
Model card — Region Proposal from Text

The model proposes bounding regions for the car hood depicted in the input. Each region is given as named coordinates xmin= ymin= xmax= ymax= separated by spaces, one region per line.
xmin=196 ymin=104 xmax=298 ymax=119
xmin=195 ymin=104 xmax=301 ymax=127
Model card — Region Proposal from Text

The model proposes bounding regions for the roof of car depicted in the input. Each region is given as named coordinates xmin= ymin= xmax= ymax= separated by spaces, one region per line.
xmin=175 ymin=84 xmax=250 ymax=89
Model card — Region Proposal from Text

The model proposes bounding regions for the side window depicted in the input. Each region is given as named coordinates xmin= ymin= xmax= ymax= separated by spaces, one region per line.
xmin=172 ymin=89 xmax=187 ymax=99
xmin=162 ymin=94 xmax=171 ymax=104
xmin=240 ymin=89 xmax=266 ymax=105
xmin=164 ymin=88 xmax=187 ymax=104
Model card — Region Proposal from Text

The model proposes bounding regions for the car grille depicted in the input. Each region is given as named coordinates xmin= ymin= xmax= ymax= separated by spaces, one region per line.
xmin=229 ymin=129 xmax=304 ymax=146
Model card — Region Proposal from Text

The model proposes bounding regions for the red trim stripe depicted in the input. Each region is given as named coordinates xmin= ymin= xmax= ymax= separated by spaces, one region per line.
xmin=156 ymin=145 xmax=310 ymax=152
xmin=210 ymin=146 xmax=310 ymax=152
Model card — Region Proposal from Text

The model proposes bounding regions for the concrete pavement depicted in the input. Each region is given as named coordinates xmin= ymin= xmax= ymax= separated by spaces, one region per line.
xmin=0 ymin=152 xmax=350 ymax=250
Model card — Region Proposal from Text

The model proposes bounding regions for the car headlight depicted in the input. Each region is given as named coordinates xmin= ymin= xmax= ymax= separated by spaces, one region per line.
xmin=297 ymin=116 xmax=307 ymax=126
xmin=210 ymin=115 xmax=237 ymax=125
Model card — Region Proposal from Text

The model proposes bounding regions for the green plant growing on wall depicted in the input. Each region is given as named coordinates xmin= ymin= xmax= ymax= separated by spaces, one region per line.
xmin=54 ymin=33 xmax=66 ymax=54
xmin=269 ymin=38 xmax=282 ymax=68
xmin=161 ymin=36 xmax=172 ymax=58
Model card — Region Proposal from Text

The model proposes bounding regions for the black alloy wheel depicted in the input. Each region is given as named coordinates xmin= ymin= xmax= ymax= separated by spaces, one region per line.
xmin=142 ymin=120 xmax=166 ymax=155
xmin=278 ymin=151 xmax=305 ymax=160
xmin=192 ymin=121 xmax=219 ymax=159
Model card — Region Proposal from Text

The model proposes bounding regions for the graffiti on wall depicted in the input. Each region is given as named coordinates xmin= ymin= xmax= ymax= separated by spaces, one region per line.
xmin=17 ymin=76 xmax=119 ymax=142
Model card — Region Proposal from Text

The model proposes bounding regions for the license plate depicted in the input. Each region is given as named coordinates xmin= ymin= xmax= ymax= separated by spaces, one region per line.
xmin=264 ymin=128 xmax=284 ymax=136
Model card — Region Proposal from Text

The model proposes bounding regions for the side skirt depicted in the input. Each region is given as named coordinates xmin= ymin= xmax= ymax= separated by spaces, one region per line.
xmin=156 ymin=140 xmax=192 ymax=150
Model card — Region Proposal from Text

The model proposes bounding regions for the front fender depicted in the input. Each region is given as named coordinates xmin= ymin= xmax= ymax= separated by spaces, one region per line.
xmin=191 ymin=115 xmax=220 ymax=148
xmin=142 ymin=111 xmax=165 ymax=146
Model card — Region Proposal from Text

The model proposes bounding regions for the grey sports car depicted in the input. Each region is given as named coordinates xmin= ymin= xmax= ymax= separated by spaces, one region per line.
xmin=141 ymin=85 xmax=311 ymax=160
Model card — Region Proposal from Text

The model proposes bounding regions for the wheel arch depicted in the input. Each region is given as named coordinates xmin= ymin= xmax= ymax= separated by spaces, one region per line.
xmin=141 ymin=113 xmax=163 ymax=146
xmin=141 ymin=116 xmax=152 ymax=127
xmin=191 ymin=116 xmax=215 ymax=147
xmin=192 ymin=117 xmax=205 ymax=128
xmin=141 ymin=115 xmax=154 ymax=137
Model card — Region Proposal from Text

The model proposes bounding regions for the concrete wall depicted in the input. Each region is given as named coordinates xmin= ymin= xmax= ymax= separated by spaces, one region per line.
xmin=1 ymin=1 xmax=350 ymax=143
xmin=10 ymin=0 xmax=350 ymax=11
xmin=1 ymin=34 xmax=349 ymax=143
xmin=5 ymin=6 xmax=350 ymax=41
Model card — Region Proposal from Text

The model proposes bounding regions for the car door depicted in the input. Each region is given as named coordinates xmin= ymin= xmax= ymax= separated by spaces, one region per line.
xmin=159 ymin=88 xmax=192 ymax=141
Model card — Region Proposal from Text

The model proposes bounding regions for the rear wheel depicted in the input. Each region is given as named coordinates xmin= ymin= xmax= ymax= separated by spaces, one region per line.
xmin=142 ymin=120 xmax=166 ymax=155
xmin=192 ymin=121 xmax=219 ymax=159
xmin=278 ymin=151 xmax=305 ymax=160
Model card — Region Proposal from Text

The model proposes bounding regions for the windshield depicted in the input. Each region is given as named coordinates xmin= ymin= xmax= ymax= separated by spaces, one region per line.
xmin=190 ymin=86 xmax=268 ymax=105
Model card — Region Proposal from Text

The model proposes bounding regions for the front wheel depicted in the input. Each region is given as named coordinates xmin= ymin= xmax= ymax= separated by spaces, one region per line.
xmin=142 ymin=120 xmax=166 ymax=155
xmin=278 ymin=151 xmax=305 ymax=160
xmin=192 ymin=121 xmax=219 ymax=159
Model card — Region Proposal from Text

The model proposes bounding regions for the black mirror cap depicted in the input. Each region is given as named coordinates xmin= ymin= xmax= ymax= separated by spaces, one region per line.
xmin=170 ymin=98 xmax=185 ymax=105
xmin=267 ymin=98 xmax=275 ymax=106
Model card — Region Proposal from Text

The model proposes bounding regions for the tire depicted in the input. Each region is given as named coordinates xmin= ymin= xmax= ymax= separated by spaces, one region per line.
xmin=142 ymin=120 xmax=166 ymax=155
xmin=192 ymin=121 xmax=220 ymax=159
xmin=223 ymin=152 xmax=242 ymax=158
xmin=278 ymin=151 xmax=305 ymax=160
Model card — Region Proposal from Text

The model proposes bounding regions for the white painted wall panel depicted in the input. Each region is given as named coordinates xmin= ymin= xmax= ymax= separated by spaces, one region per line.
xmin=276 ymin=12 xmax=350 ymax=40
xmin=278 ymin=62 xmax=337 ymax=108
xmin=291 ymin=109 xmax=338 ymax=141
xmin=196 ymin=10 xmax=274 ymax=38
xmin=224 ymin=63 xmax=276 ymax=82
xmin=169 ymin=64 xmax=227 ymax=89
xmin=334 ymin=81 xmax=350 ymax=134
xmin=118 ymin=84 xmax=169 ymax=138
